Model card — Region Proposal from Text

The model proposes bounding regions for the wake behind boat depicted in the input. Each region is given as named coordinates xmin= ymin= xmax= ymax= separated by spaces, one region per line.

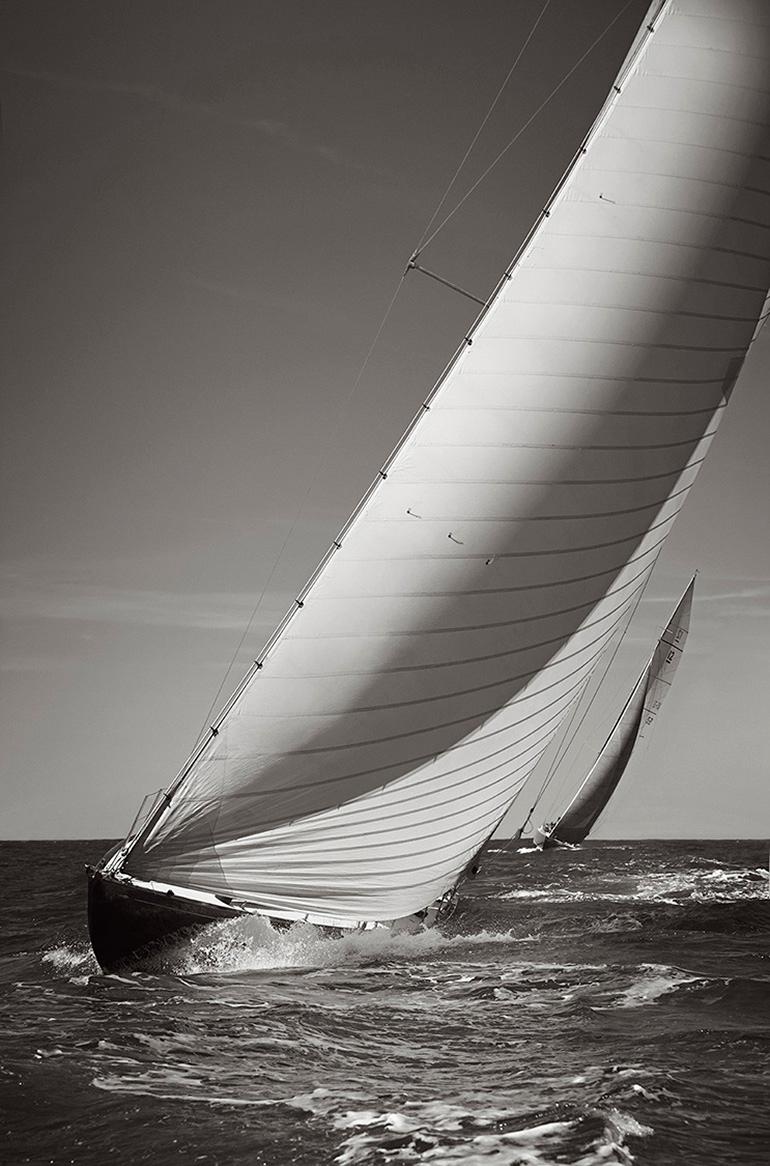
xmin=88 ymin=0 xmax=770 ymax=971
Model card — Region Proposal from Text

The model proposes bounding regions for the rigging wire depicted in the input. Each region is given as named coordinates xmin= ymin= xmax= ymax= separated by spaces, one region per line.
xmin=414 ymin=0 xmax=636 ymax=257
xmin=194 ymin=0 xmax=636 ymax=742
xmin=413 ymin=0 xmax=553 ymax=255
xmin=194 ymin=274 xmax=406 ymax=743
xmin=193 ymin=12 xmax=561 ymax=742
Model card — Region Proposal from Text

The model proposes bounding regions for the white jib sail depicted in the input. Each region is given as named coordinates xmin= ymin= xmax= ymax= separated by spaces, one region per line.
xmin=123 ymin=0 xmax=770 ymax=922
xmin=551 ymin=578 xmax=694 ymax=844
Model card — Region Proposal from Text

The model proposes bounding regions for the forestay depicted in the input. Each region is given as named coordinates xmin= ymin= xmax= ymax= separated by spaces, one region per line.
xmin=124 ymin=0 xmax=770 ymax=921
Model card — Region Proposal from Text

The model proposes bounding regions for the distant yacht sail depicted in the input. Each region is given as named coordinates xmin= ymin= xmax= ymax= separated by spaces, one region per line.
xmin=533 ymin=577 xmax=694 ymax=849
xmin=87 ymin=0 xmax=770 ymax=971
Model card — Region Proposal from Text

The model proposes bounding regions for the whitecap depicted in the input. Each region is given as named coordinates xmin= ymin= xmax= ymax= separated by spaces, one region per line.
xmin=162 ymin=916 xmax=523 ymax=976
xmin=42 ymin=944 xmax=98 ymax=974
xmin=611 ymin=964 xmax=701 ymax=1008
xmin=332 ymin=1102 xmax=579 ymax=1166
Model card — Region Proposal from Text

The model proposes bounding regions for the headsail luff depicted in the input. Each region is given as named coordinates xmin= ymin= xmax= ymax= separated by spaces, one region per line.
xmin=118 ymin=0 xmax=770 ymax=924
xmin=538 ymin=577 xmax=694 ymax=847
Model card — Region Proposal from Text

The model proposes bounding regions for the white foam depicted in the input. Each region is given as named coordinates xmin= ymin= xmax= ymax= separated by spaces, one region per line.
xmin=499 ymin=887 xmax=587 ymax=901
xmin=329 ymin=1098 xmax=579 ymax=1166
xmin=169 ymin=917 xmax=522 ymax=975
xmin=586 ymin=1107 xmax=654 ymax=1165
xmin=497 ymin=862 xmax=770 ymax=904
xmin=91 ymin=1071 xmax=655 ymax=1165
xmin=42 ymin=944 xmax=98 ymax=974
xmin=612 ymin=964 xmax=701 ymax=1008
xmin=591 ymin=914 xmax=643 ymax=934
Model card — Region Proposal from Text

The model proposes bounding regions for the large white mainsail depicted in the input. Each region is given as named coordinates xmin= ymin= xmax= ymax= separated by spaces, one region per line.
xmin=536 ymin=577 xmax=694 ymax=847
xmin=119 ymin=0 xmax=770 ymax=923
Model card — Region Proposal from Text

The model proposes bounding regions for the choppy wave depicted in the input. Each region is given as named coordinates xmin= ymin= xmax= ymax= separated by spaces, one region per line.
xmin=611 ymin=963 xmax=702 ymax=1008
xmin=42 ymin=943 xmax=98 ymax=974
xmin=496 ymin=863 xmax=769 ymax=904
xmin=4 ymin=839 xmax=769 ymax=1166
xmin=289 ymin=1088 xmax=653 ymax=1166
xmin=156 ymin=918 xmax=527 ymax=976
xmin=90 ymin=1074 xmax=656 ymax=1164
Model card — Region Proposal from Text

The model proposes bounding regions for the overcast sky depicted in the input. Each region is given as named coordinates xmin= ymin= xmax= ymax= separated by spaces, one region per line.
xmin=2 ymin=0 xmax=768 ymax=841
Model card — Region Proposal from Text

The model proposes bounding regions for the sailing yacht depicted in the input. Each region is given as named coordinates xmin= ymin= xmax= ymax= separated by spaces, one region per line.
xmin=87 ymin=0 xmax=770 ymax=971
xmin=533 ymin=576 xmax=694 ymax=849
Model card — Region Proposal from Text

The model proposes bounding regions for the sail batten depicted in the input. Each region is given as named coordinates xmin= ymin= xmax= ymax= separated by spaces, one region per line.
xmin=119 ymin=0 xmax=770 ymax=921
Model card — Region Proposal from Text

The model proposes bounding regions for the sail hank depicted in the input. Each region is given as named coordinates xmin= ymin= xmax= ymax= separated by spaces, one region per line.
xmin=121 ymin=0 xmax=770 ymax=922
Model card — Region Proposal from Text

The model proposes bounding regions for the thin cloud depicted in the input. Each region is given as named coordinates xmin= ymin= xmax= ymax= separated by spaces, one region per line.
xmin=637 ymin=577 xmax=770 ymax=617
xmin=1 ymin=584 xmax=287 ymax=631
xmin=185 ymin=276 xmax=257 ymax=303
xmin=699 ymin=584 xmax=770 ymax=603
xmin=0 ymin=558 xmax=289 ymax=631
xmin=694 ymin=581 xmax=770 ymax=621
xmin=2 ymin=66 xmax=371 ymax=170
xmin=0 ymin=654 xmax=70 ymax=674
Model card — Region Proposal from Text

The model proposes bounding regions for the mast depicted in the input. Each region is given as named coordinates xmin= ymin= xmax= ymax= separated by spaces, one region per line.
xmin=110 ymin=4 xmax=670 ymax=877
xmin=103 ymin=1 xmax=770 ymax=926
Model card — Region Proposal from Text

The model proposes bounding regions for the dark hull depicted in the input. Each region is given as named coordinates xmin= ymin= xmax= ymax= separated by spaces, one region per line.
xmin=87 ymin=868 xmax=444 ymax=973
xmin=532 ymin=827 xmax=560 ymax=850
xmin=87 ymin=868 xmax=242 ymax=972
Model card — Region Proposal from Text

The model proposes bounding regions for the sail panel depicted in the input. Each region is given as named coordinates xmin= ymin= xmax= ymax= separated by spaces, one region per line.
xmin=125 ymin=0 xmax=770 ymax=920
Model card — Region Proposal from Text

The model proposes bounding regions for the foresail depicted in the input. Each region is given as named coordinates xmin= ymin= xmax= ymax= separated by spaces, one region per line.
xmin=640 ymin=579 xmax=694 ymax=741
xmin=124 ymin=0 xmax=770 ymax=921
xmin=552 ymin=578 xmax=694 ymax=844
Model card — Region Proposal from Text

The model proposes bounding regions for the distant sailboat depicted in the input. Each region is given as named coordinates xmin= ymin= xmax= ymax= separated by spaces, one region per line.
xmin=87 ymin=0 xmax=770 ymax=971
xmin=533 ymin=576 xmax=694 ymax=850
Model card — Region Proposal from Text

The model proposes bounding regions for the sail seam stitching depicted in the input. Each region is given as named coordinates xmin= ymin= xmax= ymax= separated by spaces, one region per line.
xmin=234 ymin=595 xmax=657 ymax=759
xmin=518 ymin=264 xmax=767 ymax=293
xmin=294 ymin=732 xmax=561 ymax=827
xmin=642 ymin=71 xmax=770 ymax=100
xmin=393 ymin=463 xmax=709 ymax=486
xmin=225 ymin=775 xmax=543 ymax=852
xmin=339 ymin=510 xmax=680 ymax=565
xmin=151 ymin=667 xmax=597 ymax=806
xmin=557 ymin=203 xmax=770 ymax=235
xmin=297 ymin=584 xmax=658 ymax=716
xmin=248 ymin=574 xmax=657 ymax=714
xmin=434 ymin=407 xmax=723 ymax=418
xmin=592 ymin=133 xmax=770 ymax=164
xmin=271 ymin=559 xmax=670 ymax=681
xmin=417 ymin=432 xmax=718 ymax=451
xmin=465 ymin=336 xmax=751 ymax=351
xmin=271 ymin=538 xmax=671 ymax=628
xmin=447 ymin=372 xmax=735 ymax=383
xmin=579 ymin=163 xmax=770 ymax=197
xmin=365 ymin=493 xmax=701 ymax=528
xmin=611 ymin=102 xmax=770 ymax=131
xmin=222 ymin=743 xmax=551 ymax=841
xmin=538 ymin=233 xmax=770 ymax=265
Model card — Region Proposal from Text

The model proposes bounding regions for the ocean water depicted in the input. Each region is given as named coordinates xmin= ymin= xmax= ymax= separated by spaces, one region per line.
xmin=1 ymin=840 xmax=768 ymax=1166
